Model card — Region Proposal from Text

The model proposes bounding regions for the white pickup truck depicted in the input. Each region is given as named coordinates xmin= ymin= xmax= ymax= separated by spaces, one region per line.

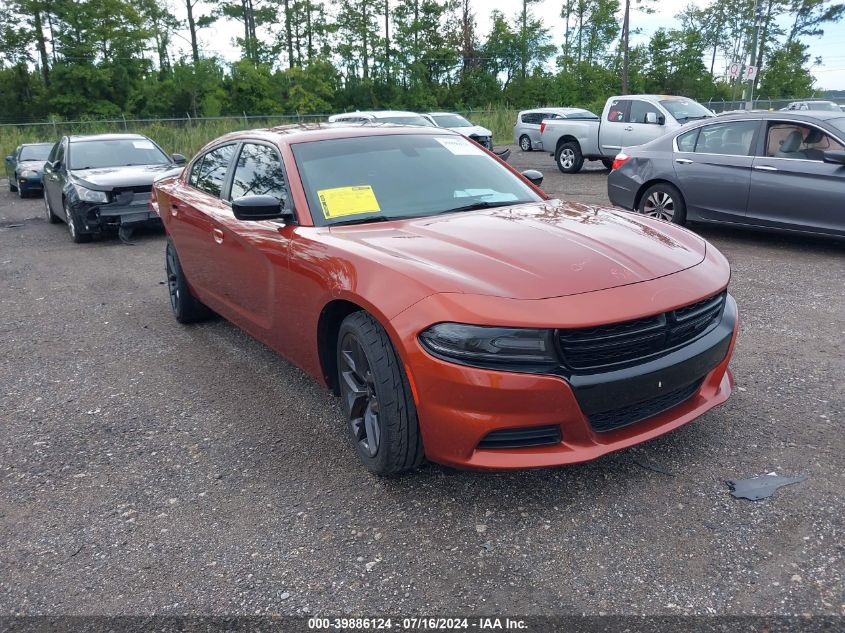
xmin=539 ymin=95 xmax=714 ymax=173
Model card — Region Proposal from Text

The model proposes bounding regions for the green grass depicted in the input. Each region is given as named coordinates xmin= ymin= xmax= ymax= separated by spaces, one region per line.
xmin=0 ymin=110 xmax=520 ymax=162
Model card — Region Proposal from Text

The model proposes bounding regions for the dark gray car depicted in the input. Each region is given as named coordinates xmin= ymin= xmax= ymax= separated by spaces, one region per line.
xmin=42 ymin=133 xmax=185 ymax=243
xmin=607 ymin=111 xmax=845 ymax=239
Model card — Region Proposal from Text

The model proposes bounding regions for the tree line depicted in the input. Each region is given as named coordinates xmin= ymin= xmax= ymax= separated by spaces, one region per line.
xmin=0 ymin=0 xmax=842 ymax=122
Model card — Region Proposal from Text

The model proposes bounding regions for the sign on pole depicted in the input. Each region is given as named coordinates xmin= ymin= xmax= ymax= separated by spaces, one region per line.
xmin=745 ymin=65 xmax=758 ymax=81
xmin=729 ymin=62 xmax=741 ymax=79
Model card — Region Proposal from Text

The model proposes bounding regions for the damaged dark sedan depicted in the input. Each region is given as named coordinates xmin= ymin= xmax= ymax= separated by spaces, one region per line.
xmin=42 ymin=133 xmax=185 ymax=243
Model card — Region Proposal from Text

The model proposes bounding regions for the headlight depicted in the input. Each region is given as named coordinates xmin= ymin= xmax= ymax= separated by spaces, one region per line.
xmin=73 ymin=184 xmax=109 ymax=203
xmin=419 ymin=323 xmax=558 ymax=370
xmin=20 ymin=169 xmax=38 ymax=178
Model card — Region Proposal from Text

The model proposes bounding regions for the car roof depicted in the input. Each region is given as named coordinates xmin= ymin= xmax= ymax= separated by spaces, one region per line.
xmin=715 ymin=110 xmax=845 ymax=123
xmin=520 ymin=107 xmax=589 ymax=114
xmin=330 ymin=110 xmax=422 ymax=118
xmin=68 ymin=133 xmax=149 ymax=143
xmin=426 ymin=112 xmax=467 ymax=116
xmin=196 ymin=123 xmax=461 ymax=152
xmin=20 ymin=142 xmax=54 ymax=147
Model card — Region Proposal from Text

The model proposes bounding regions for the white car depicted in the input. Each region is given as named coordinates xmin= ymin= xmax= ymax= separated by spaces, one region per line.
xmin=421 ymin=112 xmax=494 ymax=149
xmin=327 ymin=110 xmax=434 ymax=127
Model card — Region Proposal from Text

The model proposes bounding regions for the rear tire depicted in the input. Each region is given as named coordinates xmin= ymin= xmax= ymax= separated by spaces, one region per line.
xmin=638 ymin=183 xmax=687 ymax=225
xmin=601 ymin=158 xmax=614 ymax=170
xmin=337 ymin=311 xmax=424 ymax=475
xmin=519 ymin=135 xmax=532 ymax=152
xmin=166 ymin=238 xmax=211 ymax=323
xmin=555 ymin=141 xmax=584 ymax=174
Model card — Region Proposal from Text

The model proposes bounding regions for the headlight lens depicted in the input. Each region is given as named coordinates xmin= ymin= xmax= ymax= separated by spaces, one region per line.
xmin=20 ymin=169 xmax=38 ymax=178
xmin=73 ymin=184 xmax=108 ymax=203
xmin=419 ymin=323 xmax=558 ymax=369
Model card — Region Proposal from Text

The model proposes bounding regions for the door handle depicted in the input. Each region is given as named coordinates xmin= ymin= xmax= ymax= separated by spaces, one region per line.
xmin=624 ymin=126 xmax=633 ymax=131
xmin=675 ymin=158 xmax=693 ymax=165
xmin=212 ymin=228 xmax=224 ymax=244
xmin=170 ymin=201 xmax=181 ymax=216
xmin=753 ymin=165 xmax=778 ymax=172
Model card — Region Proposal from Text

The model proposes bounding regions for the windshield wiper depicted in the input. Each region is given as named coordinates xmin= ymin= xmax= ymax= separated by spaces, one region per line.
xmin=430 ymin=200 xmax=519 ymax=215
xmin=329 ymin=215 xmax=395 ymax=227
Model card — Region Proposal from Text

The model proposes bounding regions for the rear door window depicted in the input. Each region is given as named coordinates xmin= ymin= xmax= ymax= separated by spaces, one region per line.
xmin=676 ymin=129 xmax=700 ymax=152
xmin=193 ymin=144 xmax=236 ymax=197
xmin=606 ymin=100 xmax=630 ymax=123
xmin=692 ymin=121 xmax=758 ymax=156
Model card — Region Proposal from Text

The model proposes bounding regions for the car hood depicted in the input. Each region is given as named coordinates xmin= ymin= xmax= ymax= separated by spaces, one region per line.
xmin=17 ymin=160 xmax=46 ymax=173
xmin=70 ymin=164 xmax=177 ymax=191
xmin=452 ymin=125 xmax=493 ymax=137
xmin=328 ymin=201 xmax=707 ymax=300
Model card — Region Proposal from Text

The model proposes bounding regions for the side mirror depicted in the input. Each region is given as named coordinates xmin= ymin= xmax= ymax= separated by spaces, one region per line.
xmin=171 ymin=153 xmax=186 ymax=165
xmin=232 ymin=195 xmax=295 ymax=222
xmin=5 ymin=155 xmax=13 ymax=163
xmin=52 ymin=160 xmax=63 ymax=171
xmin=645 ymin=112 xmax=664 ymax=125
xmin=823 ymin=150 xmax=845 ymax=165
xmin=521 ymin=169 xmax=543 ymax=186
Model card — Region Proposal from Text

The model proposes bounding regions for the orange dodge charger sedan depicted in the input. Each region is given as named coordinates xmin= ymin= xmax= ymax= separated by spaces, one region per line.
xmin=153 ymin=124 xmax=737 ymax=474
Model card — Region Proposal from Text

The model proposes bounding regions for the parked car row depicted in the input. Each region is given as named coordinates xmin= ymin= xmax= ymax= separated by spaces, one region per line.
xmin=6 ymin=133 xmax=186 ymax=241
xmin=5 ymin=113 xmax=766 ymax=476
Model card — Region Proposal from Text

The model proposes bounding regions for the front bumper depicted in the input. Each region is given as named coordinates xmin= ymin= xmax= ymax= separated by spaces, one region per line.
xmin=18 ymin=176 xmax=43 ymax=192
xmin=390 ymin=284 xmax=737 ymax=470
xmin=68 ymin=192 xmax=162 ymax=234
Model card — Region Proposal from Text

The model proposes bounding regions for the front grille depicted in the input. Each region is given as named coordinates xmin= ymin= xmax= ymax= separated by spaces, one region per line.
xmin=557 ymin=292 xmax=726 ymax=372
xmin=477 ymin=425 xmax=561 ymax=449
xmin=588 ymin=379 xmax=703 ymax=433
xmin=113 ymin=184 xmax=153 ymax=194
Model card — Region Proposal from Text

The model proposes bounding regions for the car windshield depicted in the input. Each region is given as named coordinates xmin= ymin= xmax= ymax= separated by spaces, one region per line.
xmin=566 ymin=110 xmax=599 ymax=119
xmin=378 ymin=115 xmax=435 ymax=127
xmin=292 ymin=134 xmax=542 ymax=226
xmin=69 ymin=138 xmax=170 ymax=170
xmin=807 ymin=102 xmax=841 ymax=111
xmin=20 ymin=144 xmax=52 ymax=161
xmin=659 ymin=99 xmax=713 ymax=122
xmin=430 ymin=114 xmax=473 ymax=128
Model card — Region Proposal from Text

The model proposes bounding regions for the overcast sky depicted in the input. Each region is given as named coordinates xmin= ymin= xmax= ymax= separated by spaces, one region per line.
xmin=176 ymin=0 xmax=845 ymax=91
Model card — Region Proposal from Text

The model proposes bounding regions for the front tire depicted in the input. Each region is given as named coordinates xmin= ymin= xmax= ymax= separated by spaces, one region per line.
xmin=64 ymin=199 xmax=91 ymax=243
xmin=337 ymin=311 xmax=424 ymax=475
xmin=165 ymin=238 xmax=211 ymax=323
xmin=519 ymin=135 xmax=532 ymax=152
xmin=9 ymin=177 xmax=17 ymax=192
xmin=556 ymin=141 xmax=584 ymax=174
xmin=638 ymin=183 xmax=687 ymax=224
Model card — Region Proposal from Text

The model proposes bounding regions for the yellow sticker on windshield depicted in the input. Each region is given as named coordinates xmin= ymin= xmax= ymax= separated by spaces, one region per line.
xmin=317 ymin=185 xmax=381 ymax=219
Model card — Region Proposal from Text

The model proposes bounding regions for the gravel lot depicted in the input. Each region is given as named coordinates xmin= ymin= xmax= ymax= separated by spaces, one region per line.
xmin=1 ymin=146 xmax=843 ymax=618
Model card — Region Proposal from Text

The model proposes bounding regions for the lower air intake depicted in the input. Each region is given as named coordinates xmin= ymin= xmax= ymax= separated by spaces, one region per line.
xmin=588 ymin=379 xmax=703 ymax=433
xmin=477 ymin=425 xmax=561 ymax=449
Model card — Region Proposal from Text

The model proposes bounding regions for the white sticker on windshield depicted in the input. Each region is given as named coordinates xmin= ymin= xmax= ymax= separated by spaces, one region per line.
xmin=133 ymin=140 xmax=155 ymax=149
xmin=435 ymin=137 xmax=485 ymax=156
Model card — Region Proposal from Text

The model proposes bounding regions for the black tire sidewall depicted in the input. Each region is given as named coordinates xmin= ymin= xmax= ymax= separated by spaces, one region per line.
xmin=519 ymin=135 xmax=531 ymax=151
xmin=639 ymin=183 xmax=687 ymax=224
xmin=337 ymin=312 xmax=422 ymax=475
xmin=556 ymin=141 xmax=584 ymax=173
